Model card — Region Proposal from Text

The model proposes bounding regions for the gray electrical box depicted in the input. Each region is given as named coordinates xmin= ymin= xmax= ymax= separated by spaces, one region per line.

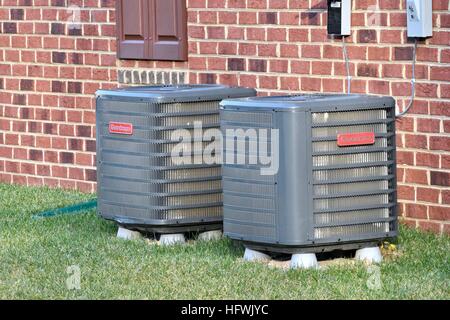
xmin=407 ymin=0 xmax=433 ymax=38
xmin=327 ymin=0 xmax=351 ymax=36
xmin=96 ymin=85 xmax=256 ymax=233
xmin=220 ymin=94 xmax=398 ymax=253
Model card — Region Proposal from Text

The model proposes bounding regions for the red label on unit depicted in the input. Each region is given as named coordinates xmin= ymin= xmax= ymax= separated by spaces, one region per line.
xmin=337 ymin=132 xmax=375 ymax=147
xmin=109 ymin=122 xmax=133 ymax=135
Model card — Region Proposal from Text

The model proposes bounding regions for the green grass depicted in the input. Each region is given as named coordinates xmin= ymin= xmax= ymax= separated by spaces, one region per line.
xmin=0 ymin=183 xmax=449 ymax=300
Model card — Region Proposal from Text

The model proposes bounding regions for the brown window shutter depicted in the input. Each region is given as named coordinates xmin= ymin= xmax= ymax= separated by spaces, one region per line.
xmin=149 ymin=0 xmax=187 ymax=61
xmin=116 ymin=0 xmax=149 ymax=59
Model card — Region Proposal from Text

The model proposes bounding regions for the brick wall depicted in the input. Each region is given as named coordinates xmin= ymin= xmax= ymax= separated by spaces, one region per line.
xmin=0 ymin=0 xmax=449 ymax=234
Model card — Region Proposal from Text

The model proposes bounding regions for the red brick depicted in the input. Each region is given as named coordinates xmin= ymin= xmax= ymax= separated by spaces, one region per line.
xmin=407 ymin=99 xmax=429 ymax=115
xmin=429 ymin=206 xmax=450 ymax=221
xmin=300 ymin=12 xmax=320 ymax=25
xmin=429 ymin=31 xmax=450 ymax=46
xmin=60 ymin=179 xmax=77 ymax=190
xmin=85 ymin=169 xmax=97 ymax=182
xmin=12 ymin=175 xmax=26 ymax=185
xmin=289 ymin=29 xmax=308 ymax=42
xmin=397 ymin=151 xmax=414 ymax=165
xmin=20 ymin=163 xmax=35 ymax=175
xmin=312 ymin=61 xmax=332 ymax=75
xmin=267 ymin=28 xmax=286 ymax=41
xmin=301 ymin=45 xmax=321 ymax=58
xmin=368 ymin=47 xmax=390 ymax=61
xmin=269 ymin=60 xmax=288 ymax=73
xmin=405 ymin=134 xmax=428 ymax=149
xmin=397 ymin=168 xmax=405 ymax=182
xmin=417 ymin=188 xmax=440 ymax=203
xmin=430 ymin=66 xmax=450 ymax=81
xmin=380 ymin=30 xmax=401 ymax=43
xmin=417 ymin=221 xmax=441 ymax=234
xmin=416 ymin=153 xmax=440 ymax=169
xmin=280 ymin=44 xmax=299 ymax=58
xmin=357 ymin=63 xmax=379 ymax=77
xmin=310 ymin=29 xmax=328 ymax=42
xmin=415 ymin=83 xmax=438 ymax=98
xmin=401 ymin=218 xmax=417 ymax=229
xmin=13 ymin=148 xmax=28 ymax=160
xmin=322 ymin=79 xmax=343 ymax=93
xmin=257 ymin=44 xmax=277 ymax=57
xmin=443 ymin=224 xmax=450 ymax=235
xmin=239 ymin=74 xmax=257 ymax=88
xmin=323 ymin=45 xmax=342 ymax=59
xmin=430 ymin=171 xmax=450 ymax=187
xmin=280 ymin=77 xmax=299 ymax=91
xmin=301 ymin=77 xmax=321 ymax=92
xmin=29 ymin=149 xmax=43 ymax=161
xmin=219 ymin=74 xmax=238 ymax=86
xmin=396 ymin=117 xmax=414 ymax=132
xmin=417 ymin=118 xmax=441 ymax=133
xmin=368 ymin=80 xmax=389 ymax=95
xmin=249 ymin=59 xmax=267 ymax=73
xmin=37 ymin=165 xmax=50 ymax=177
xmin=227 ymin=27 xmax=244 ymax=39
xmin=441 ymin=49 xmax=450 ymax=63
xmin=358 ymin=29 xmax=377 ymax=43
xmin=432 ymin=0 xmax=449 ymax=10
xmin=442 ymin=84 xmax=450 ymax=99
xmin=442 ymin=190 xmax=450 ymax=205
xmin=430 ymin=137 xmax=450 ymax=152
xmin=228 ymin=0 xmax=245 ymax=8
xmin=391 ymin=82 xmax=412 ymax=97
xmin=207 ymin=26 xmax=225 ymax=39
xmin=397 ymin=185 xmax=415 ymax=201
xmin=404 ymin=169 xmax=428 ymax=185
xmin=404 ymin=203 xmax=427 ymax=219
xmin=279 ymin=12 xmax=298 ymax=25
xmin=259 ymin=76 xmax=278 ymax=90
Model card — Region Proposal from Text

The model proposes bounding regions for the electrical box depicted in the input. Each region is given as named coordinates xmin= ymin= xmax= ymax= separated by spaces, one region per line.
xmin=327 ymin=0 xmax=351 ymax=36
xmin=407 ymin=0 xmax=433 ymax=38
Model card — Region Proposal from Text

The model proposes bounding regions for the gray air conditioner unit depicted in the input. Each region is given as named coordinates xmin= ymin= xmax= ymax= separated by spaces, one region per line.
xmin=220 ymin=94 xmax=398 ymax=260
xmin=96 ymin=85 xmax=256 ymax=234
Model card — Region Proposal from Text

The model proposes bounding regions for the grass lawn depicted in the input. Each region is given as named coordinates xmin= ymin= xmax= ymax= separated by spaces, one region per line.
xmin=0 ymin=183 xmax=449 ymax=300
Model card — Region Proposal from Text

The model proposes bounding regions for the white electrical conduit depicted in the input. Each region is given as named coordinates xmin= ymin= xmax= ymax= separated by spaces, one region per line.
xmin=396 ymin=38 xmax=418 ymax=117
xmin=342 ymin=37 xmax=351 ymax=94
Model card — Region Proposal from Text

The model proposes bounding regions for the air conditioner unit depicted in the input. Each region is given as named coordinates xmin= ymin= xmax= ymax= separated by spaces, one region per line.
xmin=95 ymin=85 xmax=256 ymax=240
xmin=220 ymin=94 xmax=397 ymax=267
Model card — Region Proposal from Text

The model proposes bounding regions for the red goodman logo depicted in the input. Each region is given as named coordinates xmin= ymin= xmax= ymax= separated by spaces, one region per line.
xmin=337 ymin=132 xmax=375 ymax=147
xmin=109 ymin=122 xmax=133 ymax=135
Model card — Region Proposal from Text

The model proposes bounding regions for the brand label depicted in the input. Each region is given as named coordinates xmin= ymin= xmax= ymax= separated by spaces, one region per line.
xmin=109 ymin=122 xmax=133 ymax=135
xmin=337 ymin=132 xmax=375 ymax=147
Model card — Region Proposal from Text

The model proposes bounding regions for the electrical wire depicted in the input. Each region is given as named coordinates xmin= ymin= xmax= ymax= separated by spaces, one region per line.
xmin=396 ymin=38 xmax=418 ymax=117
xmin=342 ymin=37 xmax=351 ymax=94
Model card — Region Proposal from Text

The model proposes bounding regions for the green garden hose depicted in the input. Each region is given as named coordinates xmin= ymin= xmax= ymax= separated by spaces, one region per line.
xmin=32 ymin=199 xmax=97 ymax=219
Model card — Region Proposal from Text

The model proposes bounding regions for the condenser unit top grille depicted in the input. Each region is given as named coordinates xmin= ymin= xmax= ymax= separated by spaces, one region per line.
xmin=220 ymin=94 xmax=395 ymax=112
xmin=96 ymin=84 xmax=256 ymax=103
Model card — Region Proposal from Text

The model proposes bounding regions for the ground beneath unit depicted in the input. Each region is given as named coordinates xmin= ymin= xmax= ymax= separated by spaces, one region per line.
xmin=0 ymin=183 xmax=449 ymax=299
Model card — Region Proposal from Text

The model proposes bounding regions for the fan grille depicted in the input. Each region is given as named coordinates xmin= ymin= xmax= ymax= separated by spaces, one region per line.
xmin=311 ymin=108 xmax=396 ymax=240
